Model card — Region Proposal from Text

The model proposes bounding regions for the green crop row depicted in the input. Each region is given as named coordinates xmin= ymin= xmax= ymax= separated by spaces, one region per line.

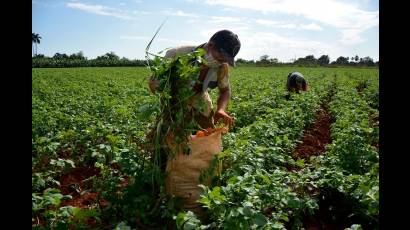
xmin=178 ymin=75 xmax=333 ymax=229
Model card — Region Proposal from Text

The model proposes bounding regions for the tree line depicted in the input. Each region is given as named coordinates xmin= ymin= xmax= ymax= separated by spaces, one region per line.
xmin=236 ymin=54 xmax=378 ymax=67
xmin=32 ymin=52 xmax=146 ymax=68
xmin=32 ymin=52 xmax=378 ymax=68
xmin=32 ymin=33 xmax=145 ymax=68
xmin=32 ymin=32 xmax=378 ymax=68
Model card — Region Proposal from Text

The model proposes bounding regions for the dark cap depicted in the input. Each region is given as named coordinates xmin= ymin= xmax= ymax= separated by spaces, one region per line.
xmin=209 ymin=30 xmax=241 ymax=67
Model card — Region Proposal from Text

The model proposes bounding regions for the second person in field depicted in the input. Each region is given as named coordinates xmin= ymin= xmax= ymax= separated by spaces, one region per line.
xmin=285 ymin=71 xmax=309 ymax=99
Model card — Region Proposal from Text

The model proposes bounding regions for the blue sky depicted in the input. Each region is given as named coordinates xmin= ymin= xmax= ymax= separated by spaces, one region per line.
xmin=32 ymin=0 xmax=379 ymax=62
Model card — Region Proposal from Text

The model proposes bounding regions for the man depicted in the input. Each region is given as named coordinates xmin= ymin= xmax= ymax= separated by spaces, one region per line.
xmin=286 ymin=71 xmax=309 ymax=93
xmin=149 ymin=29 xmax=241 ymax=129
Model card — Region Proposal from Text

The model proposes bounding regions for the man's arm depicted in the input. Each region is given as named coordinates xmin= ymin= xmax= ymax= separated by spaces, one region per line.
xmin=214 ymin=64 xmax=234 ymax=127
xmin=216 ymin=87 xmax=230 ymax=112
xmin=214 ymin=87 xmax=234 ymax=127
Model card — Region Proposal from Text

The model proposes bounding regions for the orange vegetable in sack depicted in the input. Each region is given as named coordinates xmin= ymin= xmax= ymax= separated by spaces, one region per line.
xmin=196 ymin=130 xmax=205 ymax=137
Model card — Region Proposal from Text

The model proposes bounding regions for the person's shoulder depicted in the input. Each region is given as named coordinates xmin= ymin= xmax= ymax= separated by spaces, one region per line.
xmin=164 ymin=45 xmax=197 ymax=58
xmin=172 ymin=45 xmax=197 ymax=53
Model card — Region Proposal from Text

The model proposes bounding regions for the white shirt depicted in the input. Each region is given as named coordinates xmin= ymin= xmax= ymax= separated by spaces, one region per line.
xmin=164 ymin=45 xmax=230 ymax=116
xmin=164 ymin=45 xmax=230 ymax=92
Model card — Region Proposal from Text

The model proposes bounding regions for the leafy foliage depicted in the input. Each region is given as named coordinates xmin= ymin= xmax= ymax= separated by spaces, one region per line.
xmin=32 ymin=67 xmax=379 ymax=229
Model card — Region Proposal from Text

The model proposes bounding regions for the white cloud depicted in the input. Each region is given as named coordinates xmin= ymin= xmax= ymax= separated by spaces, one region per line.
xmin=255 ymin=19 xmax=281 ymax=26
xmin=202 ymin=17 xmax=250 ymax=32
xmin=174 ymin=10 xmax=200 ymax=17
xmin=300 ymin=23 xmax=323 ymax=31
xmin=187 ymin=19 xmax=197 ymax=24
xmin=160 ymin=9 xmax=246 ymax=25
xmin=221 ymin=8 xmax=239 ymax=12
xmin=66 ymin=2 xmax=137 ymax=20
xmin=32 ymin=0 xmax=51 ymax=7
xmin=199 ymin=26 xmax=250 ymax=41
xmin=203 ymin=0 xmax=378 ymax=44
xmin=120 ymin=35 xmax=198 ymax=45
xmin=199 ymin=28 xmax=343 ymax=61
xmin=278 ymin=24 xmax=297 ymax=29
xmin=340 ymin=29 xmax=365 ymax=45
xmin=210 ymin=16 xmax=242 ymax=23
xmin=255 ymin=20 xmax=322 ymax=31
xmin=132 ymin=10 xmax=150 ymax=15
xmin=162 ymin=9 xmax=199 ymax=18
xmin=255 ymin=19 xmax=296 ymax=29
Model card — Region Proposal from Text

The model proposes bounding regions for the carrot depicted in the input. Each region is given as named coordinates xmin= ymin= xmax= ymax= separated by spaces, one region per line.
xmin=196 ymin=130 xmax=205 ymax=137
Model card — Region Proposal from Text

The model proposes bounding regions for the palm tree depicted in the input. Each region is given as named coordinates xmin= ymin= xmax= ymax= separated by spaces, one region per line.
xmin=32 ymin=33 xmax=41 ymax=56
xmin=32 ymin=34 xmax=34 ymax=56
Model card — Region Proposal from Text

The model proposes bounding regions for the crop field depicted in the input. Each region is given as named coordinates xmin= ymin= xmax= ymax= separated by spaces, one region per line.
xmin=32 ymin=66 xmax=379 ymax=229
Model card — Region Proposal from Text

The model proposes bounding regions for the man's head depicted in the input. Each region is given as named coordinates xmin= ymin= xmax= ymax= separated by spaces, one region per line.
xmin=206 ymin=30 xmax=241 ymax=67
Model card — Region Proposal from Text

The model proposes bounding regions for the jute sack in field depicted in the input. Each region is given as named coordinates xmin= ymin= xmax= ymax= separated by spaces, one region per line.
xmin=165 ymin=127 xmax=228 ymax=216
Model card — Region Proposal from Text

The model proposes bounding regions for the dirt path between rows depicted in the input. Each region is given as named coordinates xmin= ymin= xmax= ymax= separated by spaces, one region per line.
xmin=288 ymin=92 xmax=347 ymax=230
xmin=291 ymin=106 xmax=332 ymax=161
xmin=290 ymin=87 xmax=376 ymax=230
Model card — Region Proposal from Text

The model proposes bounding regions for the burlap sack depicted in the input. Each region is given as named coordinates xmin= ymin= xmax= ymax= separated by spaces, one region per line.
xmin=165 ymin=127 xmax=228 ymax=216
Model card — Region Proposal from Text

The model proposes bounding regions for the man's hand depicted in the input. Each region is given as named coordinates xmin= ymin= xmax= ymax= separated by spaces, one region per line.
xmin=148 ymin=77 xmax=159 ymax=93
xmin=214 ymin=109 xmax=235 ymax=127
